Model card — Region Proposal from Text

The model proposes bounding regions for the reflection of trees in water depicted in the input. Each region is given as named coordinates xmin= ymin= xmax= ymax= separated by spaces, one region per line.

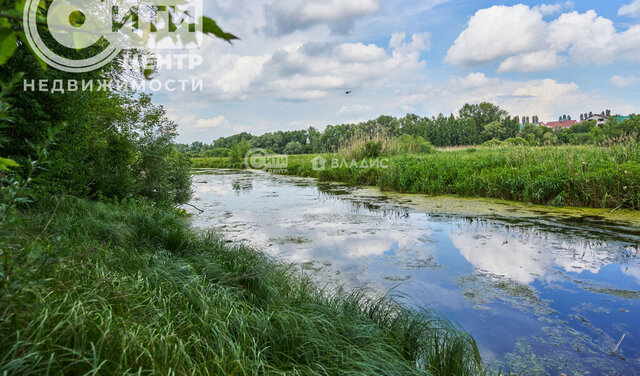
xmin=232 ymin=178 xmax=253 ymax=195
xmin=453 ymin=214 xmax=639 ymax=248
xmin=316 ymin=184 xmax=411 ymax=219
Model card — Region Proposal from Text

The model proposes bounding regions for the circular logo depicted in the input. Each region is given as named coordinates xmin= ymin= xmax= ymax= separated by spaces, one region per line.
xmin=24 ymin=0 xmax=122 ymax=73
xmin=244 ymin=149 xmax=269 ymax=170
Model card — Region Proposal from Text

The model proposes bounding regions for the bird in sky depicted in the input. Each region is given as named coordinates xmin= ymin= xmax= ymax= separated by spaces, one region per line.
xmin=345 ymin=91 xmax=352 ymax=95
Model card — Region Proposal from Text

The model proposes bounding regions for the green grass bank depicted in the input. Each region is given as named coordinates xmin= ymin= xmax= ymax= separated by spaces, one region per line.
xmin=0 ymin=197 xmax=483 ymax=375
xmin=193 ymin=144 xmax=640 ymax=210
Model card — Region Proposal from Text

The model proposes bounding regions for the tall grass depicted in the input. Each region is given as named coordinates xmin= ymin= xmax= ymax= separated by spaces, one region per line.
xmin=0 ymin=197 xmax=484 ymax=375
xmin=337 ymin=135 xmax=435 ymax=160
xmin=195 ymin=143 xmax=640 ymax=209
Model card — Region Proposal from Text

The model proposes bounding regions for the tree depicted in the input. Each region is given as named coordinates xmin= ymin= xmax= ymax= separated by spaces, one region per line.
xmin=229 ymin=141 xmax=252 ymax=164
xmin=459 ymin=102 xmax=508 ymax=134
xmin=0 ymin=0 xmax=237 ymax=206
xmin=283 ymin=141 xmax=304 ymax=155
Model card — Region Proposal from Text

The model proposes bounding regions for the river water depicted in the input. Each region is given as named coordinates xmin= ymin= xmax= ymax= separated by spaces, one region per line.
xmin=187 ymin=169 xmax=640 ymax=375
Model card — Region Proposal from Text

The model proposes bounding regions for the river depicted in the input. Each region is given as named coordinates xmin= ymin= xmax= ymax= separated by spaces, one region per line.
xmin=187 ymin=169 xmax=640 ymax=375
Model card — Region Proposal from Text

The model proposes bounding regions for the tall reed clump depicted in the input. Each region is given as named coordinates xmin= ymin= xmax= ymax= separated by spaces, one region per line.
xmin=376 ymin=143 xmax=640 ymax=209
xmin=0 ymin=196 xmax=485 ymax=375
xmin=338 ymin=135 xmax=435 ymax=160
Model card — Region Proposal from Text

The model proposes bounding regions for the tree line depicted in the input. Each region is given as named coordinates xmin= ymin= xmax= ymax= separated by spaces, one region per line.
xmin=180 ymin=103 xmax=640 ymax=157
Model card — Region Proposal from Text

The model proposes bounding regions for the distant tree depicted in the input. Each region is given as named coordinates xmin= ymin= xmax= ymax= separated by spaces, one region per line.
xmin=459 ymin=102 xmax=508 ymax=134
xmin=229 ymin=141 xmax=252 ymax=164
xmin=283 ymin=141 xmax=304 ymax=155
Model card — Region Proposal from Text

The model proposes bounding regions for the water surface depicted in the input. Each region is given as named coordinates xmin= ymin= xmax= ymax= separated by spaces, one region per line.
xmin=188 ymin=169 xmax=640 ymax=375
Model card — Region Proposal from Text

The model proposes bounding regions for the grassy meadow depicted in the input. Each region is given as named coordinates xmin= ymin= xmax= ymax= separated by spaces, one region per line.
xmin=0 ymin=197 xmax=484 ymax=375
xmin=192 ymin=143 xmax=640 ymax=209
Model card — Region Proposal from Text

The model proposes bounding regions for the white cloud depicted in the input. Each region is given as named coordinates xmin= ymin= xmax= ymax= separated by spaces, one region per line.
xmin=535 ymin=3 xmax=562 ymax=16
xmin=498 ymin=50 xmax=566 ymax=73
xmin=337 ymin=104 xmax=374 ymax=116
xmin=449 ymin=72 xmax=501 ymax=89
xmin=446 ymin=5 xmax=640 ymax=72
xmin=263 ymin=0 xmax=380 ymax=35
xmin=193 ymin=116 xmax=230 ymax=129
xmin=619 ymin=0 xmax=640 ymax=17
xmin=389 ymin=32 xmax=431 ymax=54
xmin=609 ymin=75 xmax=639 ymax=88
xmin=424 ymin=73 xmax=633 ymax=123
xmin=547 ymin=10 xmax=618 ymax=64
xmin=247 ymin=33 xmax=427 ymax=101
xmin=445 ymin=5 xmax=547 ymax=66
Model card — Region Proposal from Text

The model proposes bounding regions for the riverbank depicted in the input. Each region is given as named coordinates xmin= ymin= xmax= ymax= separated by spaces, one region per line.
xmin=193 ymin=144 xmax=640 ymax=210
xmin=0 ymin=197 xmax=483 ymax=375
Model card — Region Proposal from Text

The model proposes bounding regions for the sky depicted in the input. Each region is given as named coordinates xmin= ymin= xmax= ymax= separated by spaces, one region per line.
xmin=152 ymin=0 xmax=640 ymax=143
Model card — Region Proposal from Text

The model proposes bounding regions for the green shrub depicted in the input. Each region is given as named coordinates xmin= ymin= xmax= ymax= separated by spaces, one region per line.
xmin=503 ymin=137 xmax=529 ymax=146
xmin=363 ymin=141 xmax=383 ymax=158
xmin=202 ymin=148 xmax=230 ymax=158
xmin=229 ymin=141 xmax=252 ymax=164
xmin=482 ymin=139 xmax=502 ymax=147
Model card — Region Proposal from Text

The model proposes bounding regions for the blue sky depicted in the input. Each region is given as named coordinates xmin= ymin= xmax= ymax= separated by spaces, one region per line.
xmin=155 ymin=0 xmax=640 ymax=143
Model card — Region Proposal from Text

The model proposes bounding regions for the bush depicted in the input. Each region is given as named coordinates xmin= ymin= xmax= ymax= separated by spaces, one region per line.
xmin=363 ymin=141 xmax=383 ymax=158
xmin=283 ymin=141 xmax=304 ymax=155
xmin=202 ymin=148 xmax=230 ymax=158
xmin=503 ymin=137 xmax=529 ymax=146
xmin=482 ymin=139 xmax=502 ymax=147
xmin=229 ymin=141 xmax=252 ymax=164
xmin=568 ymin=132 xmax=595 ymax=145
xmin=388 ymin=135 xmax=435 ymax=155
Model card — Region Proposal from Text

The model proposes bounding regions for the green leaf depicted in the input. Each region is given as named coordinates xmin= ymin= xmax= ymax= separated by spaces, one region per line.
xmin=0 ymin=9 xmax=22 ymax=19
xmin=14 ymin=0 xmax=26 ymax=12
xmin=16 ymin=32 xmax=47 ymax=70
xmin=200 ymin=17 xmax=239 ymax=43
xmin=143 ymin=68 xmax=155 ymax=79
xmin=0 ymin=157 xmax=19 ymax=171
xmin=0 ymin=28 xmax=17 ymax=65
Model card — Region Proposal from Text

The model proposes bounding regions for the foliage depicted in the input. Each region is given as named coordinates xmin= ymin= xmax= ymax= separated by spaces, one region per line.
xmin=363 ymin=141 xmax=383 ymax=158
xmin=202 ymin=144 xmax=640 ymax=209
xmin=187 ymin=105 xmax=636 ymax=158
xmin=459 ymin=102 xmax=508 ymax=135
xmin=503 ymin=137 xmax=529 ymax=146
xmin=387 ymin=134 xmax=436 ymax=155
xmin=229 ymin=141 xmax=252 ymax=164
xmin=0 ymin=197 xmax=485 ymax=375
xmin=283 ymin=140 xmax=305 ymax=155
xmin=482 ymin=139 xmax=502 ymax=147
